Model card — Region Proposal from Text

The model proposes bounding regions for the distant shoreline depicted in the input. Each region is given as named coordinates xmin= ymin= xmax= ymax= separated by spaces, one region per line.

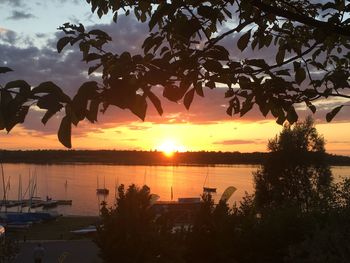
xmin=1 ymin=150 xmax=350 ymax=166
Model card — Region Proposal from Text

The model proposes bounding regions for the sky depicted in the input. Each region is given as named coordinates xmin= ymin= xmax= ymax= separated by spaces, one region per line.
xmin=0 ymin=1 xmax=350 ymax=155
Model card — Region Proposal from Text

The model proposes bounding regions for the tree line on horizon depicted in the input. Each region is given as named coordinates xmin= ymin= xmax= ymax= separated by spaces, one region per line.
xmin=0 ymin=148 xmax=350 ymax=165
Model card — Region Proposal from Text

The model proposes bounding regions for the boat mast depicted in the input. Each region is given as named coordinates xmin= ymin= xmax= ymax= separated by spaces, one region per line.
xmin=203 ymin=168 xmax=209 ymax=188
xmin=171 ymin=186 xmax=173 ymax=201
xmin=1 ymin=164 xmax=7 ymax=212
xmin=114 ymin=176 xmax=119 ymax=201
xmin=18 ymin=173 xmax=22 ymax=212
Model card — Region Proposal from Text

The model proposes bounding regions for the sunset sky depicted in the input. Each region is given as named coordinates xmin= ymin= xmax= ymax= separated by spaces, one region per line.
xmin=0 ymin=1 xmax=350 ymax=155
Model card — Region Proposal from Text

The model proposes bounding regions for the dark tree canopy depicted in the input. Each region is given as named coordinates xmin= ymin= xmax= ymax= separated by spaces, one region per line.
xmin=1 ymin=0 xmax=350 ymax=147
xmin=254 ymin=117 xmax=333 ymax=213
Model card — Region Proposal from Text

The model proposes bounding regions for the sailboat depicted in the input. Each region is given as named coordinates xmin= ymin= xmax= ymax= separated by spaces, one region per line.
xmin=203 ymin=168 xmax=216 ymax=193
xmin=0 ymin=166 xmax=60 ymax=225
xmin=96 ymin=175 xmax=109 ymax=195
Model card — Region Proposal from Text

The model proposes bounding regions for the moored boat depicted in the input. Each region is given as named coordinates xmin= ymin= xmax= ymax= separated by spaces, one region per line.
xmin=203 ymin=187 xmax=217 ymax=193
xmin=42 ymin=200 xmax=58 ymax=209
xmin=96 ymin=175 xmax=109 ymax=195
xmin=96 ymin=188 xmax=109 ymax=195
xmin=0 ymin=211 xmax=60 ymax=224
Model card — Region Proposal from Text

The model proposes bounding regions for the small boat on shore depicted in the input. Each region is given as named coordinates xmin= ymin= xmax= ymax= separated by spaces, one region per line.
xmin=5 ymin=222 xmax=32 ymax=230
xmin=70 ymin=225 xmax=97 ymax=235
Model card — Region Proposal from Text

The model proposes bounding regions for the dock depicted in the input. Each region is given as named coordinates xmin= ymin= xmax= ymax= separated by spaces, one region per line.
xmin=0 ymin=199 xmax=72 ymax=208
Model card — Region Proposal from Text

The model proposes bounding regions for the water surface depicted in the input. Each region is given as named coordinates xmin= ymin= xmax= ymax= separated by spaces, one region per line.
xmin=0 ymin=164 xmax=348 ymax=215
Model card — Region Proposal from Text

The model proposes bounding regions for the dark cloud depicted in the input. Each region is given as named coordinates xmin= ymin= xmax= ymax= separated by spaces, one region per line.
xmin=296 ymin=100 xmax=350 ymax=123
xmin=35 ymin=33 xmax=47 ymax=38
xmin=0 ymin=29 xmax=18 ymax=45
xmin=0 ymin=0 xmax=22 ymax=7
xmin=7 ymin=10 xmax=35 ymax=20
xmin=9 ymin=0 xmax=81 ymax=7
xmin=121 ymin=138 xmax=138 ymax=141
xmin=1 ymin=13 xmax=349 ymax=140
xmin=213 ymin=139 xmax=264 ymax=145
xmin=328 ymin=140 xmax=350 ymax=144
xmin=128 ymin=125 xmax=151 ymax=131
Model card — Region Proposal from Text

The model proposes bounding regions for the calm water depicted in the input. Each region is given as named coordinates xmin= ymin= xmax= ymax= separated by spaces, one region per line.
xmin=0 ymin=164 xmax=349 ymax=216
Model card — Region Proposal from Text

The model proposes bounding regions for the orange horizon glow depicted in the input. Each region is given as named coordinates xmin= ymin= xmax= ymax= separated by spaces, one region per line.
xmin=157 ymin=139 xmax=186 ymax=157
xmin=1 ymin=120 xmax=349 ymax=156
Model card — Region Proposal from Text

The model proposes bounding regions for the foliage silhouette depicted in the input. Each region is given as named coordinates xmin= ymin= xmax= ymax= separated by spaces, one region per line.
xmin=95 ymin=119 xmax=350 ymax=262
xmin=254 ymin=116 xmax=334 ymax=213
xmin=0 ymin=238 xmax=19 ymax=262
xmin=1 ymin=1 xmax=350 ymax=147
xmin=185 ymin=194 xmax=233 ymax=263
xmin=95 ymin=184 xmax=183 ymax=263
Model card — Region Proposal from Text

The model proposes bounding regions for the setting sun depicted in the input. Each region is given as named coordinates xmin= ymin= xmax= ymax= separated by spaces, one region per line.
xmin=158 ymin=139 xmax=186 ymax=157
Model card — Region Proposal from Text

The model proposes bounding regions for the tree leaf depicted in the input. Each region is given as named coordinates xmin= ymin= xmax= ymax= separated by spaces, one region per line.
xmin=58 ymin=115 xmax=72 ymax=148
xmin=226 ymin=105 xmax=233 ymax=116
xmin=130 ymin=95 xmax=147 ymax=121
xmin=32 ymin=81 xmax=61 ymax=94
xmin=147 ymin=91 xmax=163 ymax=116
xmin=240 ymin=100 xmax=253 ymax=116
xmin=326 ymin=105 xmax=343 ymax=122
xmin=276 ymin=113 xmax=286 ymax=125
xmin=88 ymin=64 xmax=102 ymax=75
xmin=184 ymin=88 xmax=195 ymax=110
xmin=206 ymin=45 xmax=230 ymax=61
xmin=88 ymin=29 xmax=111 ymax=40
xmin=286 ymin=106 xmax=298 ymax=124
xmin=41 ymin=110 xmax=56 ymax=125
xmin=246 ymin=59 xmax=269 ymax=69
xmin=197 ymin=5 xmax=215 ymax=19
xmin=84 ymin=53 xmax=101 ymax=63
xmin=275 ymin=69 xmax=290 ymax=76
xmin=37 ymin=94 xmax=63 ymax=116
xmin=57 ymin=37 xmax=72 ymax=53
xmin=237 ymin=30 xmax=251 ymax=51
xmin=0 ymin=67 xmax=13 ymax=74
xmin=77 ymin=81 xmax=98 ymax=98
xmin=308 ymin=104 xmax=316 ymax=113
xmin=5 ymin=80 xmax=31 ymax=94
xmin=6 ymin=106 xmax=29 ymax=133
xmin=305 ymin=100 xmax=316 ymax=113
xmin=206 ymin=80 xmax=216 ymax=89
xmin=259 ymin=102 xmax=270 ymax=117
xmin=0 ymin=110 xmax=4 ymax=130
xmin=0 ymin=90 xmax=13 ymax=108
xmin=295 ymin=67 xmax=306 ymax=85
xmin=276 ymin=48 xmax=285 ymax=65
xmin=86 ymin=99 xmax=100 ymax=123
xmin=195 ymin=82 xmax=204 ymax=97
xmin=32 ymin=82 xmax=71 ymax=103
xmin=203 ymin=59 xmax=222 ymax=72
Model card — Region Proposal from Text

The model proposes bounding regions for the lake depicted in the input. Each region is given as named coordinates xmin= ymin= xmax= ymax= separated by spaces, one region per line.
xmin=0 ymin=164 xmax=349 ymax=215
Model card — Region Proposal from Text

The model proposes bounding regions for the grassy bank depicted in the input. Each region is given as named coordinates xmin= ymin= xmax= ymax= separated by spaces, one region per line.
xmin=8 ymin=216 xmax=99 ymax=241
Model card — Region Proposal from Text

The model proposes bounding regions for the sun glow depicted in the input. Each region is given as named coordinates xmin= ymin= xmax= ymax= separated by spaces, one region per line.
xmin=158 ymin=139 xmax=186 ymax=157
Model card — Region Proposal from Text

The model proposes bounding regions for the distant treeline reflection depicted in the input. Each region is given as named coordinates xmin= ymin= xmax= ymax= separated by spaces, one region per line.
xmin=0 ymin=150 xmax=350 ymax=165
